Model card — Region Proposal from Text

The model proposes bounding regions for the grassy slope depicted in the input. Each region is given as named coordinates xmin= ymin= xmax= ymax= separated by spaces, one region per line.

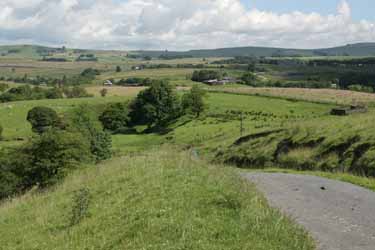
xmin=0 ymin=96 xmax=127 ymax=140
xmin=0 ymin=149 xmax=314 ymax=250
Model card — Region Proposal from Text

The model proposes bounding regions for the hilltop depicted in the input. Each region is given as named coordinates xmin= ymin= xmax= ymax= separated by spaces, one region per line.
xmin=1 ymin=43 xmax=375 ymax=60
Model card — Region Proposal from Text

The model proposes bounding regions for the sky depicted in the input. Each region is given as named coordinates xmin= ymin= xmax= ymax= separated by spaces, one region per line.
xmin=0 ymin=0 xmax=374 ymax=50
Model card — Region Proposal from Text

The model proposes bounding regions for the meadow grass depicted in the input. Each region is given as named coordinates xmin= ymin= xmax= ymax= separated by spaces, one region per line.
xmin=0 ymin=96 xmax=128 ymax=140
xmin=0 ymin=148 xmax=314 ymax=250
xmin=209 ymin=86 xmax=375 ymax=105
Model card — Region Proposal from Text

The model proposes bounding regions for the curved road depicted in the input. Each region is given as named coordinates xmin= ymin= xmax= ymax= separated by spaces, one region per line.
xmin=242 ymin=173 xmax=375 ymax=250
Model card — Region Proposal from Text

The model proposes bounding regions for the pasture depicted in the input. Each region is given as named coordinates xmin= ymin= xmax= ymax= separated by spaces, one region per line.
xmin=210 ymin=87 xmax=375 ymax=105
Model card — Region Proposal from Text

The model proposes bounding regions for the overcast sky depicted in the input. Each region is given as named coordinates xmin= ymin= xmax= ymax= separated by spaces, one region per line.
xmin=0 ymin=0 xmax=374 ymax=50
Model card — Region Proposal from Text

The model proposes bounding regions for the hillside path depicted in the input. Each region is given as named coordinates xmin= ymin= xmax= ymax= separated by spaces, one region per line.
xmin=242 ymin=173 xmax=375 ymax=250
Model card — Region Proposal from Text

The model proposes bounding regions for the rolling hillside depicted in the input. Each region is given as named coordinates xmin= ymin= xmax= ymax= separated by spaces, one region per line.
xmin=1 ymin=43 xmax=375 ymax=60
xmin=137 ymin=43 xmax=375 ymax=58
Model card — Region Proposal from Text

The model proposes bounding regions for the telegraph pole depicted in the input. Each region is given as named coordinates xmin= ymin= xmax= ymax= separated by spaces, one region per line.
xmin=240 ymin=112 xmax=244 ymax=137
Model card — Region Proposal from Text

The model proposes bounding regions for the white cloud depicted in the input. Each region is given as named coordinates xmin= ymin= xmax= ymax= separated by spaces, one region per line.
xmin=0 ymin=0 xmax=374 ymax=50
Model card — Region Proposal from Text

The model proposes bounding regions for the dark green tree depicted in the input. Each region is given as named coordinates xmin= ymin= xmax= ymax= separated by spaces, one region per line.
xmin=129 ymin=81 xmax=181 ymax=128
xmin=21 ymin=129 xmax=91 ymax=187
xmin=68 ymin=105 xmax=112 ymax=161
xmin=241 ymin=72 xmax=256 ymax=86
xmin=99 ymin=103 xmax=130 ymax=131
xmin=116 ymin=66 xmax=122 ymax=72
xmin=182 ymin=85 xmax=206 ymax=117
xmin=27 ymin=106 xmax=60 ymax=134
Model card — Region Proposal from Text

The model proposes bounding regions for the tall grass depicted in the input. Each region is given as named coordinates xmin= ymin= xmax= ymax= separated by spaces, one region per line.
xmin=0 ymin=148 xmax=314 ymax=250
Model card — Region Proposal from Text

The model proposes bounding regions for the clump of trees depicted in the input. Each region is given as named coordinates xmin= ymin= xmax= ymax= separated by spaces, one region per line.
xmin=98 ymin=82 xmax=207 ymax=134
xmin=0 ymin=85 xmax=91 ymax=103
xmin=0 ymin=83 xmax=8 ymax=92
xmin=63 ymin=86 xmax=93 ymax=98
xmin=99 ymin=103 xmax=130 ymax=132
xmin=129 ymin=81 xmax=182 ymax=128
xmin=0 ymin=68 xmax=100 ymax=87
xmin=115 ymin=77 xmax=153 ymax=86
xmin=0 ymin=85 xmax=63 ymax=103
xmin=191 ymin=70 xmax=222 ymax=82
xmin=76 ymin=54 xmax=98 ymax=62
xmin=339 ymin=72 xmax=375 ymax=91
xmin=27 ymin=107 xmax=61 ymax=134
xmin=0 ymin=104 xmax=112 ymax=199
xmin=241 ymin=72 xmax=257 ymax=86
xmin=0 ymin=82 xmax=209 ymax=200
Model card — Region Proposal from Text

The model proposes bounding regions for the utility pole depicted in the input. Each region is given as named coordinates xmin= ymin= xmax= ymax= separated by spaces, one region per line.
xmin=240 ymin=112 xmax=244 ymax=137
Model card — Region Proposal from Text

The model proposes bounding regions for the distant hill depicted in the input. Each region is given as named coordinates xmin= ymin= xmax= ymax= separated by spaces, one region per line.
xmin=137 ymin=43 xmax=375 ymax=58
xmin=1 ymin=43 xmax=375 ymax=59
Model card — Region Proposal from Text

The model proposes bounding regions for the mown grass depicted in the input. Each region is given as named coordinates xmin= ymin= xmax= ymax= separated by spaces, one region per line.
xmin=0 ymin=148 xmax=314 ymax=250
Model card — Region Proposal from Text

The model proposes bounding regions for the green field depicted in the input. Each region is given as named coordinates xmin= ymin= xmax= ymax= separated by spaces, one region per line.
xmin=2 ymin=44 xmax=375 ymax=249
xmin=0 ymin=149 xmax=314 ymax=250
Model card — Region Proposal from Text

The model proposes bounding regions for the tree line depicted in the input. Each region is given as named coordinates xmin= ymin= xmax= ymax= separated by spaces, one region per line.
xmin=0 ymin=81 xmax=207 ymax=200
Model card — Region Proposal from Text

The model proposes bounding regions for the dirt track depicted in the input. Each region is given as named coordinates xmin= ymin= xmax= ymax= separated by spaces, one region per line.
xmin=242 ymin=173 xmax=375 ymax=250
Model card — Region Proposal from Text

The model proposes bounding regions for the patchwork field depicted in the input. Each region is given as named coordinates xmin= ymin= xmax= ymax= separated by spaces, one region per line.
xmin=210 ymin=87 xmax=375 ymax=105
xmin=2 ymin=44 xmax=375 ymax=250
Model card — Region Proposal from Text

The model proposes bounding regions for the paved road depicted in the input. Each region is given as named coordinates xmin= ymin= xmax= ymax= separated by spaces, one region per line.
xmin=242 ymin=173 xmax=375 ymax=250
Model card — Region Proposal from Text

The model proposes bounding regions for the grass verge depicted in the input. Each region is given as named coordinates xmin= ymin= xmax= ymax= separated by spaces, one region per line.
xmin=0 ymin=148 xmax=314 ymax=250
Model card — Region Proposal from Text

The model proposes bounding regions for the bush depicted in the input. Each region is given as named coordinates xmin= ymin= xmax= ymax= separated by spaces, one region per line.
xmin=21 ymin=130 xmax=92 ymax=187
xmin=0 ymin=85 xmax=64 ymax=103
xmin=182 ymin=85 xmax=206 ymax=117
xmin=0 ymin=83 xmax=9 ymax=92
xmin=348 ymin=84 xmax=373 ymax=93
xmin=27 ymin=106 xmax=60 ymax=134
xmin=70 ymin=188 xmax=91 ymax=226
xmin=0 ymin=129 xmax=92 ymax=198
xmin=68 ymin=105 xmax=112 ymax=161
xmin=241 ymin=72 xmax=257 ymax=86
xmin=0 ymin=150 xmax=23 ymax=199
xmin=64 ymin=86 xmax=92 ymax=98
xmin=191 ymin=70 xmax=222 ymax=82
xmin=129 ymin=81 xmax=182 ymax=128
xmin=99 ymin=103 xmax=130 ymax=132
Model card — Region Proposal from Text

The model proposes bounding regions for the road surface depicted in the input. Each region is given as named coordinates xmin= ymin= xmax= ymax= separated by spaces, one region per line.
xmin=242 ymin=173 xmax=375 ymax=250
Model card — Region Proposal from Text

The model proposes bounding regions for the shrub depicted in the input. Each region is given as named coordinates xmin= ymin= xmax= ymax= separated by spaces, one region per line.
xmin=191 ymin=70 xmax=222 ymax=82
xmin=0 ymin=150 xmax=23 ymax=199
xmin=27 ymin=106 xmax=60 ymax=134
xmin=241 ymin=72 xmax=257 ymax=86
xmin=99 ymin=103 xmax=130 ymax=131
xmin=0 ymin=83 xmax=9 ymax=92
xmin=129 ymin=81 xmax=182 ymax=128
xmin=0 ymin=129 xmax=91 ymax=198
xmin=100 ymin=88 xmax=108 ymax=97
xmin=45 ymin=88 xmax=64 ymax=99
xmin=21 ymin=130 xmax=92 ymax=187
xmin=68 ymin=105 xmax=112 ymax=161
xmin=182 ymin=85 xmax=206 ymax=117
xmin=64 ymin=86 xmax=92 ymax=98
xmin=70 ymin=188 xmax=91 ymax=226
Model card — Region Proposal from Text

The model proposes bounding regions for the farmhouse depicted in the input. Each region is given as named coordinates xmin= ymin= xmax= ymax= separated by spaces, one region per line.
xmin=203 ymin=77 xmax=238 ymax=86
xmin=103 ymin=80 xmax=113 ymax=86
